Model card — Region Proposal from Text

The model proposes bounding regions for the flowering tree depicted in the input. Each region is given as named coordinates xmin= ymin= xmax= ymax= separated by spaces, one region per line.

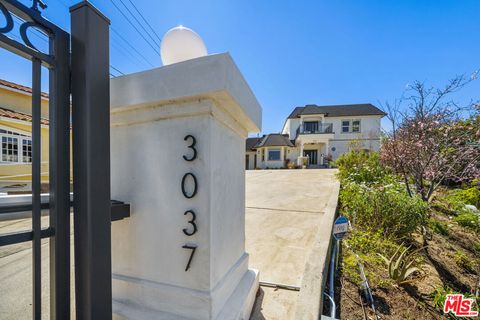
xmin=381 ymin=75 xmax=480 ymax=201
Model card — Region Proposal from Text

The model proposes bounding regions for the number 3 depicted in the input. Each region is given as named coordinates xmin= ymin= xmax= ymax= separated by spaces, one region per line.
xmin=183 ymin=135 xmax=197 ymax=161
xmin=183 ymin=210 xmax=197 ymax=236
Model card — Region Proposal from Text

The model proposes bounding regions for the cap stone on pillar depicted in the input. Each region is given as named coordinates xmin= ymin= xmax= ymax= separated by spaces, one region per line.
xmin=110 ymin=53 xmax=261 ymax=320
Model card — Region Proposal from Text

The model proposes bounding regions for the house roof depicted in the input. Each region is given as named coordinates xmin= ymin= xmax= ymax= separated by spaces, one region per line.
xmin=246 ymin=137 xmax=261 ymax=151
xmin=0 ymin=107 xmax=49 ymax=125
xmin=0 ymin=79 xmax=49 ymax=99
xmin=287 ymin=103 xmax=386 ymax=118
xmin=254 ymin=134 xmax=294 ymax=148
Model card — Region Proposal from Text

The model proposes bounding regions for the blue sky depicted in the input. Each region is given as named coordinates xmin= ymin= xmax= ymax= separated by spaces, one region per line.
xmin=1 ymin=0 xmax=479 ymax=134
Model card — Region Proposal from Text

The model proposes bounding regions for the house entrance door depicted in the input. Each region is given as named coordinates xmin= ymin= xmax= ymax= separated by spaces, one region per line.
xmin=304 ymin=150 xmax=318 ymax=165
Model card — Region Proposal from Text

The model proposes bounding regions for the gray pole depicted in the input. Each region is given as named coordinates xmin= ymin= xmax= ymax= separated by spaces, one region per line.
xmin=70 ymin=2 xmax=112 ymax=319
xmin=48 ymin=25 xmax=71 ymax=320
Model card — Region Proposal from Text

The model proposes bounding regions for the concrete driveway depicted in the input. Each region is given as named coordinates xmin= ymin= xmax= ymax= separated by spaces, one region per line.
xmin=246 ymin=169 xmax=339 ymax=320
xmin=0 ymin=169 xmax=339 ymax=320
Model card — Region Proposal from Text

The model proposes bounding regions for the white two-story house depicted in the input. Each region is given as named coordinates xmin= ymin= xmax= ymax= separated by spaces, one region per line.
xmin=246 ymin=103 xmax=386 ymax=169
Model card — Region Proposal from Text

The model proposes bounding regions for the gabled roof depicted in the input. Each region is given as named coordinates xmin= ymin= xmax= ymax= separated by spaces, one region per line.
xmin=0 ymin=107 xmax=49 ymax=125
xmin=288 ymin=103 xmax=386 ymax=118
xmin=254 ymin=134 xmax=294 ymax=148
xmin=246 ymin=137 xmax=261 ymax=151
xmin=0 ymin=79 xmax=49 ymax=99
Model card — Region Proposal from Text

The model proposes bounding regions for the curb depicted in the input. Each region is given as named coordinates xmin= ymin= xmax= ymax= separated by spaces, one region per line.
xmin=294 ymin=179 xmax=340 ymax=320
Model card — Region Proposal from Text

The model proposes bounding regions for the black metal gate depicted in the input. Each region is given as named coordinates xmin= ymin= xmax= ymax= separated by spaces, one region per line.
xmin=0 ymin=1 xmax=129 ymax=319
xmin=0 ymin=0 xmax=71 ymax=318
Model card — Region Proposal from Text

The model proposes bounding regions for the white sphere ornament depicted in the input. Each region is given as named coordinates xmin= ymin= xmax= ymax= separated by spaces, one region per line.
xmin=160 ymin=26 xmax=208 ymax=66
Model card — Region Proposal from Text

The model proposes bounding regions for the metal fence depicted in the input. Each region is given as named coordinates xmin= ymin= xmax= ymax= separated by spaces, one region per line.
xmin=0 ymin=1 xmax=129 ymax=319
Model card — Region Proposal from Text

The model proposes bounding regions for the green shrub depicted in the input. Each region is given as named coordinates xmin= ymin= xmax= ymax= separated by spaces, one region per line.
xmin=335 ymin=150 xmax=391 ymax=185
xmin=430 ymin=201 xmax=457 ymax=216
xmin=342 ymin=229 xmax=402 ymax=287
xmin=378 ymin=245 xmax=424 ymax=284
xmin=428 ymin=218 xmax=449 ymax=236
xmin=445 ymin=187 xmax=480 ymax=210
xmin=453 ymin=250 xmax=478 ymax=273
xmin=474 ymin=242 xmax=480 ymax=252
xmin=340 ymin=181 xmax=428 ymax=239
xmin=431 ymin=285 xmax=455 ymax=310
xmin=453 ymin=211 xmax=480 ymax=233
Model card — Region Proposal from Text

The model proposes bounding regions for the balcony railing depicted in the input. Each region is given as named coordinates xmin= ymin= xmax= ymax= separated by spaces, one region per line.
xmin=296 ymin=123 xmax=333 ymax=137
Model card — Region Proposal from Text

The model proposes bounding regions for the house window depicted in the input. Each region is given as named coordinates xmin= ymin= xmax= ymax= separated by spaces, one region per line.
xmin=268 ymin=149 xmax=281 ymax=161
xmin=2 ymin=136 xmax=18 ymax=162
xmin=352 ymin=120 xmax=361 ymax=132
xmin=0 ymin=129 xmax=32 ymax=163
xmin=341 ymin=120 xmax=361 ymax=133
xmin=342 ymin=120 xmax=350 ymax=133
xmin=304 ymin=121 xmax=319 ymax=133
xmin=22 ymin=139 xmax=32 ymax=163
xmin=0 ymin=129 xmax=28 ymax=137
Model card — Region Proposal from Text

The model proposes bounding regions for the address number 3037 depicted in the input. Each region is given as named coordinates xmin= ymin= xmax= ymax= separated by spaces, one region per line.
xmin=181 ymin=134 xmax=198 ymax=272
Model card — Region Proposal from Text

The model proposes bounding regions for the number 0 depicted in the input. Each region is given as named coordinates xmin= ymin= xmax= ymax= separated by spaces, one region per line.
xmin=181 ymin=173 xmax=197 ymax=198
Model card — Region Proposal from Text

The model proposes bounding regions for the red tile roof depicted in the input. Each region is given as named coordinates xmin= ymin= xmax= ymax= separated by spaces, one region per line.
xmin=0 ymin=79 xmax=49 ymax=99
xmin=0 ymin=107 xmax=49 ymax=125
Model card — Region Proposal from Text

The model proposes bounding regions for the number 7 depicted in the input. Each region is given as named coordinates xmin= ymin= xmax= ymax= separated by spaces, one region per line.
xmin=182 ymin=244 xmax=197 ymax=271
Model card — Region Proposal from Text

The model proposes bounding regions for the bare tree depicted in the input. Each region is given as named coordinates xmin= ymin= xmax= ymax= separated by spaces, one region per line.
xmin=381 ymin=74 xmax=480 ymax=201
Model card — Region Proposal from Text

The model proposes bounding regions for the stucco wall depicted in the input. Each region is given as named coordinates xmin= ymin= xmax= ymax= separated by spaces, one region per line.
xmin=0 ymin=119 xmax=50 ymax=186
xmin=329 ymin=138 xmax=380 ymax=159
xmin=328 ymin=115 xmax=381 ymax=140
xmin=245 ymin=151 xmax=256 ymax=169
xmin=0 ymin=87 xmax=49 ymax=118
xmin=257 ymin=146 xmax=287 ymax=169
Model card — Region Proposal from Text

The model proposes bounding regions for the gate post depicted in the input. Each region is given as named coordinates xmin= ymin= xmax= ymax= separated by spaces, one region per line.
xmin=70 ymin=2 xmax=112 ymax=319
xmin=110 ymin=53 xmax=262 ymax=319
xmin=48 ymin=27 xmax=71 ymax=319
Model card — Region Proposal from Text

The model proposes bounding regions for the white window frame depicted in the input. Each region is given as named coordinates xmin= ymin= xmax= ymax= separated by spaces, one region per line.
xmin=268 ymin=148 xmax=281 ymax=161
xmin=352 ymin=119 xmax=361 ymax=133
xmin=341 ymin=120 xmax=350 ymax=133
xmin=341 ymin=119 xmax=361 ymax=133
xmin=0 ymin=128 xmax=33 ymax=164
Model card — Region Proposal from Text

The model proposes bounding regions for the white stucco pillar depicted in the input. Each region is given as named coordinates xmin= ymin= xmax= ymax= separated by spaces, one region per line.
xmin=109 ymin=53 xmax=262 ymax=320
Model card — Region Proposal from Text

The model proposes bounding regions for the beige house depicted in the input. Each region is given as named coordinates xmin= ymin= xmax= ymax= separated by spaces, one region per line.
xmin=0 ymin=79 xmax=51 ymax=191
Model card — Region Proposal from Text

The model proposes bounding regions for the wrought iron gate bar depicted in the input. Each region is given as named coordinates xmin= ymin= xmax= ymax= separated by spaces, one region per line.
xmin=1 ymin=0 xmax=59 ymax=33
xmin=0 ymin=1 xmax=123 ymax=318
xmin=0 ymin=201 xmax=130 ymax=247
xmin=0 ymin=0 xmax=60 ymax=67
xmin=0 ymin=227 xmax=53 ymax=247
xmin=0 ymin=1 xmax=72 ymax=318
xmin=0 ymin=33 xmax=54 ymax=66
xmin=31 ymin=57 xmax=42 ymax=319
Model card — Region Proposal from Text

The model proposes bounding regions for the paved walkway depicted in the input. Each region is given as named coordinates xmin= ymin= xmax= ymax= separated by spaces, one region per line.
xmin=246 ymin=169 xmax=339 ymax=320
